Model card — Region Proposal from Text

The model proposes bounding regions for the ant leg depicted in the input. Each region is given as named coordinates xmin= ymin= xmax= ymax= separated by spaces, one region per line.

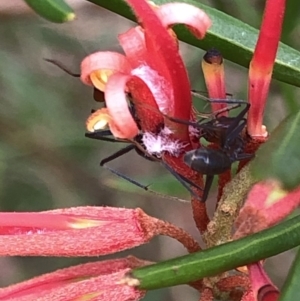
xmin=235 ymin=153 xmax=255 ymax=161
xmin=100 ymin=144 xmax=135 ymax=166
xmin=161 ymin=161 xmax=202 ymax=201
xmin=222 ymin=119 xmax=247 ymax=147
xmin=103 ymin=165 xmax=190 ymax=203
xmin=202 ymin=175 xmax=214 ymax=203
xmin=85 ymin=130 xmax=128 ymax=143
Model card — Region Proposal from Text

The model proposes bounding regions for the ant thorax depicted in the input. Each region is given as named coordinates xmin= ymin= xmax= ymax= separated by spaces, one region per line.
xmin=142 ymin=126 xmax=188 ymax=158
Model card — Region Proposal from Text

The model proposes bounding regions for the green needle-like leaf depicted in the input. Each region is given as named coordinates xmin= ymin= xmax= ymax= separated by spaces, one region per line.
xmin=24 ymin=0 xmax=75 ymax=23
xmin=279 ymin=248 xmax=300 ymax=301
xmin=130 ymin=215 xmax=300 ymax=290
xmin=87 ymin=0 xmax=300 ymax=87
xmin=250 ymin=111 xmax=300 ymax=190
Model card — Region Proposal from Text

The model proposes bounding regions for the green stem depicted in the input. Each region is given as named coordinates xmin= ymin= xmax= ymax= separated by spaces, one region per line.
xmin=130 ymin=215 xmax=300 ymax=290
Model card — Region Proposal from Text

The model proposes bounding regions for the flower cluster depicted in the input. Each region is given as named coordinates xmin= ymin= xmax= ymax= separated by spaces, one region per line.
xmin=1 ymin=0 xmax=299 ymax=301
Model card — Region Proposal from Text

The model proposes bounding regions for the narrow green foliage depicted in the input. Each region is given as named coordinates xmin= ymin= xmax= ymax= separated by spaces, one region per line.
xmin=279 ymin=248 xmax=300 ymax=301
xmin=24 ymin=0 xmax=75 ymax=23
xmin=250 ymin=111 xmax=300 ymax=190
xmin=131 ymin=215 xmax=300 ymax=290
xmin=87 ymin=0 xmax=300 ymax=88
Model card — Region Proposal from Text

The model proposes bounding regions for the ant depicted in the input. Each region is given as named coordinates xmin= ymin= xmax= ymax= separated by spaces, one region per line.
xmin=45 ymin=59 xmax=203 ymax=197
xmin=86 ymin=104 xmax=204 ymax=200
xmin=167 ymin=93 xmax=253 ymax=202
xmin=45 ymin=59 xmax=251 ymax=202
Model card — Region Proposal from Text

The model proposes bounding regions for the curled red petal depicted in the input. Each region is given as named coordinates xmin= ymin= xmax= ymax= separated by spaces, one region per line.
xmin=105 ymin=73 xmax=139 ymax=139
xmin=156 ymin=3 xmax=211 ymax=38
xmin=131 ymin=65 xmax=172 ymax=114
xmin=0 ymin=256 xmax=148 ymax=301
xmin=118 ymin=26 xmax=148 ymax=68
xmin=125 ymin=0 xmax=192 ymax=140
xmin=80 ymin=51 xmax=131 ymax=86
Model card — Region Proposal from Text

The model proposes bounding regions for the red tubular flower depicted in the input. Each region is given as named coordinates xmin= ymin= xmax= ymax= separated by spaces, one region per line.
xmin=247 ymin=0 xmax=286 ymax=138
xmin=0 ymin=206 xmax=200 ymax=256
xmin=81 ymin=0 xmax=211 ymax=142
xmin=234 ymin=181 xmax=300 ymax=239
xmin=0 ymin=207 xmax=162 ymax=256
xmin=82 ymin=0 xmax=211 ymax=225
xmin=241 ymin=278 xmax=279 ymax=301
xmin=0 ymin=256 xmax=148 ymax=301
xmin=247 ymin=262 xmax=279 ymax=301
xmin=201 ymin=48 xmax=227 ymax=113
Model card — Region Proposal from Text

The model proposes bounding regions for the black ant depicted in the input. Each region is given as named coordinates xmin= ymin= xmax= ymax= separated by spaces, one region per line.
xmin=44 ymin=59 xmax=200 ymax=197
xmin=86 ymin=103 xmax=204 ymax=200
xmin=45 ymin=59 xmax=251 ymax=202
xmin=167 ymin=94 xmax=253 ymax=202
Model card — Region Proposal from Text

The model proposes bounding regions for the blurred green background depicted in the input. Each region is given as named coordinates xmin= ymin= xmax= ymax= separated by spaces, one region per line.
xmin=0 ymin=0 xmax=299 ymax=300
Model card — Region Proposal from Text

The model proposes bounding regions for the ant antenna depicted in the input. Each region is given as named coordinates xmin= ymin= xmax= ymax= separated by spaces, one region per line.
xmin=102 ymin=165 xmax=190 ymax=203
xmin=44 ymin=58 xmax=81 ymax=77
xmin=103 ymin=165 xmax=150 ymax=190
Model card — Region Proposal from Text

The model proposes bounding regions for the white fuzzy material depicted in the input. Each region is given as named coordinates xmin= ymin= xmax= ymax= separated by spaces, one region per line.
xmin=189 ymin=125 xmax=200 ymax=137
xmin=142 ymin=127 xmax=187 ymax=157
xmin=131 ymin=65 xmax=173 ymax=114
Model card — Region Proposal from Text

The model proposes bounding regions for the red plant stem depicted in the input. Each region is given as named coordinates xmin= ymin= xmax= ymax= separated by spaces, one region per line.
xmin=199 ymin=287 xmax=213 ymax=301
xmin=191 ymin=198 xmax=209 ymax=234
xmin=149 ymin=217 xmax=201 ymax=253
xmin=216 ymin=275 xmax=250 ymax=291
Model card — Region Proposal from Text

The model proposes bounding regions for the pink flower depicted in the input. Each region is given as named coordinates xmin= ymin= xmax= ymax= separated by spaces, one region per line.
xmin=81 ymin=1 xmax=211 ymax=142
xmin=0 ymin=256 xmax=148 ymax=301
xmin=234 ymin=181 xmax=300 ymax=239
xmin=246 ymin=262 xmax=279 ymax=301
xmin=0 ymin=207 xmax=155 ymax=256
xmin=81 ymin=0 xmax=211 ymax=205
xmin=0 ymin=0 xmax=292 ymax=300
xmin=0 ymin=206 xmax=199 ymax=256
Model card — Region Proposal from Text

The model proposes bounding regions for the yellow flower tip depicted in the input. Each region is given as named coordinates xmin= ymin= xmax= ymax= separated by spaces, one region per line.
xmin=236 ymin=265 xmax=249 ymax=274
xmin=86 ymin=108 xmax=111 ymax=132
xmin=90 ymin=70 xmax=114 ymax=92
xmin=65 ymin=12 xmax=76 ymax=22
xmin=266 ymin=185 xmax=288 ymax=206
xmin=147 ymin=0 xmax=159 ymax=8
xmin=250 ymin=125 xmax=269 ymax=139
xmin=69 ymin=218 xmax=107 ymax=229
xmin=260 ymin=125 xmax=268 ymax=137
xmin=118 ymin=275 xmax=141 ymax=287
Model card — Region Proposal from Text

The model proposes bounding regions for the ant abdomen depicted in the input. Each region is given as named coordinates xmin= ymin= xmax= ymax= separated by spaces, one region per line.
xmin=184 ymin=147 xmax=232 ymax=175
